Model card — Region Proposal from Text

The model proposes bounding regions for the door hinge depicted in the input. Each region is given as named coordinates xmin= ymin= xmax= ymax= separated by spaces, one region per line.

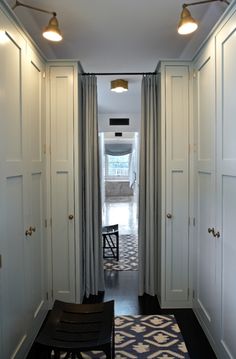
xmin=187 ymin=288 xmax=190 ymax=297
xmin=0 ymin=254 xmax=2 ymax=268
xmin=193 ymin=69 xmax=197 ymax=79
xmin=188 ymin=217 xmax=190 ymax=226
xmin=193 ymin=217 xmax=196 ymax=226
xmin=43 ymin=71 xmax=46 ymax=79
xmin=45 ymin=219 xmax=47 ymax=228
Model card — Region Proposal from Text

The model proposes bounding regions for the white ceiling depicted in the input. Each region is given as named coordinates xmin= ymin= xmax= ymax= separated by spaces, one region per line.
xmin=4 ymin=0 xmax=230 ymax=114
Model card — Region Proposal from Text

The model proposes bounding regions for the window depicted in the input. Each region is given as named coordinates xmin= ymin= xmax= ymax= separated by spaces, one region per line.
xmin=105 ymin=154 xmax=130 ymax=178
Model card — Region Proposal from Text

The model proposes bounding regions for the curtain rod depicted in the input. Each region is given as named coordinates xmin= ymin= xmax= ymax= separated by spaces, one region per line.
xmin=81 ymin=72 xmax=156 ymax=76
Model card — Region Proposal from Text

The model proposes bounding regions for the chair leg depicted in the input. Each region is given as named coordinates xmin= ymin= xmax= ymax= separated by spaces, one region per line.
xmin=116 ymin=233 xmax=119 ymax=261
xmin=103 ymin=345 xmax=112 ymax=359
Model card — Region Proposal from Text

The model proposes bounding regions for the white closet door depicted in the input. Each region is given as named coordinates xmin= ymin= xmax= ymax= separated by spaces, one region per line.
xmin=50 ymin=66 xmax=75 ymax=302
xmin=216 ymin=14 xmax=236 ymax=358
xmin=0 ymin=22 xmax=29 ymax=359
xmin=165 ymin=66 xmax=189 ymax=303
xmin=193 ymin=40 xmax=219 ymax=339
xmin=24 ymin=48 xmax=46 ymax=328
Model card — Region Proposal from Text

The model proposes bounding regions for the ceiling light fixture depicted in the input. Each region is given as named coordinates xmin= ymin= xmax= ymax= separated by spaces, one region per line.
xmin=12 ymin=0 xmax=63 ymax=42
xmin=178 ymin=0 xmax=229 ymax=35
xmin=111 ymin=79 xmax=128 ymax=93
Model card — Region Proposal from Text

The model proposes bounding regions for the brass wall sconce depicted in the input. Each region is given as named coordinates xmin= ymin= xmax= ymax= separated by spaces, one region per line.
xmin=178 ymin=0 xmax=229 ymax=35
xmin=12 ymin=0 xmax=63 ymax=41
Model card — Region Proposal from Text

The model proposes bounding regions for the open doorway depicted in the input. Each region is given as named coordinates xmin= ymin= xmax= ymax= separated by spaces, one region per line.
xmin=100 ymin=132 xmax=139 ymax=271
xmin=97 ymin=75 xmax=141 ymax=308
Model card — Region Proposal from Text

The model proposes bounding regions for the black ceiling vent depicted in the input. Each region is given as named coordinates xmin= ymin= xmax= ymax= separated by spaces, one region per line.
xmin=109 ymin=118 xmax=129 ymax=126
xmin=115 ymin=132 xmax=122 ymax=137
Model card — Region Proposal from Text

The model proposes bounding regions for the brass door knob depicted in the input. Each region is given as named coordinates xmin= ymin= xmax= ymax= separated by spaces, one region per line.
xmin=25 ymin=228 xmax=32 ymax=236
xmin=166 ymin=213 xmax=172 ymax=219
xmin=68 ymin=214 xmax=74 ymax=220
xmin=208 ymin=227 xmax=215 ymax=236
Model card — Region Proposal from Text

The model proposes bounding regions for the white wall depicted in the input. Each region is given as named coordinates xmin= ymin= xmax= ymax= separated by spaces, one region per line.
xmin=98 ymin=113 xmax=140 ymax=133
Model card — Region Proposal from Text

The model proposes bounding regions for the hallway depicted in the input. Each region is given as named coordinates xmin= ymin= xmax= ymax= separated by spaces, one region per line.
xmin=26 ymin=196 xmax=216 ymax=359
xmin=102 ymin=195 xmax=138 ymax=236
xmin=102 ymin=196 xmax=216 ymax=359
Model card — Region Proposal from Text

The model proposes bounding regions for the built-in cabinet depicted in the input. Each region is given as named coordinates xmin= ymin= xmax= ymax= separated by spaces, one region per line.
xmin=158 ymin=63 xmax=191 ymax=308
xmin=0 ymin=6 xmax=47 ymax=359
xmin=193 ymin=6 xmax=236 ymax=358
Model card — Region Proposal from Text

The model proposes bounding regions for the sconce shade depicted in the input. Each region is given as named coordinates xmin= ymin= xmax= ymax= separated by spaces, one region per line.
xmin=43 ymin=15 xmax=62 ymax=41
xmin=178 ymin=7 xmax=198 ymax=35
xmin=111 ymin=79 xmax=128 ymax=93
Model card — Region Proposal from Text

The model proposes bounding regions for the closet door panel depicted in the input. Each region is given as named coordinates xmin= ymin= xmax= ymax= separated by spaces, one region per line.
xmin=29 ymin=60 xmax=42 ymax=162
xmin=3 ymin=33 xmax=23 ymax=161
xmin=50 ymin=67 xmax=75 ymax=302
xmin=193 ymin=41 xmax=217 ymax=337
xmin=4 ymin=176 xmax=27 ymax=359
xmin=24 ymin=51 xmax=46 ymax=327
xmin=216 ymin=16 xmax=236 ymax=357
xmin=197 ymin=172 xmax=215 ymax=321
xmin=165 ymin=66 xmax=189 ymax=302
xmin=221 ymin=177 xmax=236 ymax=356
xmin=0 ymin=22 xmax=29 ymax=358
xmin=30 ymin=173 xmax=45 ymax=317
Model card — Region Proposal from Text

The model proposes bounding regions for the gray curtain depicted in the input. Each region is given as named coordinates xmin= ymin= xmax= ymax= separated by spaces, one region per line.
xmin=138 ymin=74 xmax=159 ymax=296
xmin=80 ymin=75 xmax=104 ymax=298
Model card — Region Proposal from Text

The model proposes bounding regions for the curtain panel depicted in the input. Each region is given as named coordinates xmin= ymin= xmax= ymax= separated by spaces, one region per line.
xmin=80 ymin=75 xmax=105 ymax=298
xmin=139 ymin=74 xmax=159 ymax=296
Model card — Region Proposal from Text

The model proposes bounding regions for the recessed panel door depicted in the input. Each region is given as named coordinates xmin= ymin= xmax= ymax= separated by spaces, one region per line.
xmin=193 ymin=40 xmax=218 ymax=339
xmin=50 ymin=66 xmax=75 ymax=302
xmin=0 ymin=23 xmax=28 ymax=359
xmin=25 ymin=48 xmax=46 ymax=328
xmin=165 ymin=66 xmax=189 ymax=302
xmin=216 ymin=15 xmax=236 ymax=358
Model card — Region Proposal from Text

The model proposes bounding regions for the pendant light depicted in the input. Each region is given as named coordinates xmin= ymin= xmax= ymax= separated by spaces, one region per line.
xmin=111 ymin=79 xmax=128 ymax=93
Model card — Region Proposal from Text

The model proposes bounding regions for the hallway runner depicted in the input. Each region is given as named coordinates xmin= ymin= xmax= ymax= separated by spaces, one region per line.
xmin=103 ymin=233 xmax=138 ymax=271
xmin=81 ymin=314 xmax=190 ymax=358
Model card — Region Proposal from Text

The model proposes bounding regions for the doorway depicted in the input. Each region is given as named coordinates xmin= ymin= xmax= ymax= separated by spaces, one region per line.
xmin=101 ymin=132 xmax=139 ymax=271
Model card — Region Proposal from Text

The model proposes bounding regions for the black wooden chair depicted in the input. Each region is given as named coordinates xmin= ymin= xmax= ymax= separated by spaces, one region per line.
xmin=102 ymin=224 xmax=119 ymax=261
xmin=35 ymin=300 xmax=115 ymax=359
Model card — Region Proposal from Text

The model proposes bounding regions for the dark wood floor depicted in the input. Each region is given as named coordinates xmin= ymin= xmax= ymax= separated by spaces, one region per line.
xmin=103 ymin=271 xmax=216 ymax=359
xmin=27 ymin=270 xmax=216 ymax=358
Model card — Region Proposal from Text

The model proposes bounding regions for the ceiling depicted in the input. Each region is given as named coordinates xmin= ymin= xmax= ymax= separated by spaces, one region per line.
xmin=4 ymin=0 xmax=230 ymax=114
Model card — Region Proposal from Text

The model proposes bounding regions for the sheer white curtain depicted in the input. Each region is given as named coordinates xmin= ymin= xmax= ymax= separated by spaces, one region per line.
xmin=139 ymin=74 xmax=159 ymax=296
xmin=80 ymin=75 xmax=104 ymax=298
